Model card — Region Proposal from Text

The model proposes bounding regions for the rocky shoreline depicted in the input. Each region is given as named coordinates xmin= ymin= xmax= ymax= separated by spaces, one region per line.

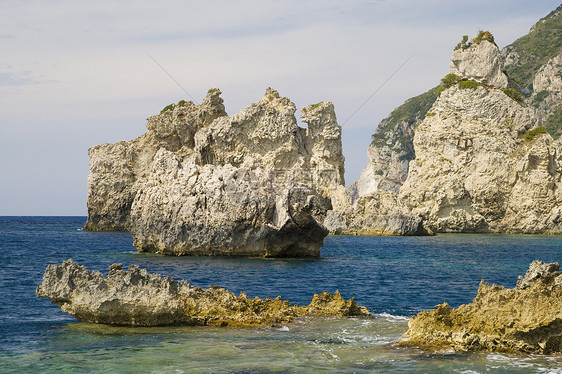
xmin=400 ymin=260 xmax=562 ymax=354
xmin=36 ymin=259 xmax=369 ymax=327
xmin=37 ymin=259 xmax=562 ymax=355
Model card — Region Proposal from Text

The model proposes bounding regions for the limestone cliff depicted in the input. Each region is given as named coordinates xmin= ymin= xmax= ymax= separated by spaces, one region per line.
xmin=502 ymin=4 xmax=562 ymax=138
xmin=349 ymin=18 xmax=562 ymax=234
xmin=85 ymin=88 xmax=345 ymax=256
xmin=349 ymin=88 xmax=438 ymax=200
xmin=333 ymin=88 xmax=438 ymax=236
xmin=401 ymin=261 xmax=562 ymax=354
xmin=399 ymin=36 xmax=562 ymax=233
xmin=85 ymin=91 xmax=226 ymax=231
xmin=36 ymin=259 xmax=369 ymax=327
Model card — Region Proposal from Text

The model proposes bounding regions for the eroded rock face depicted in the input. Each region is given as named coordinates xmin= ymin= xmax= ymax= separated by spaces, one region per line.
xmin=398 ymin=39 xmax=562 ymax=233
xmin=531 ymin=51 xmax=562 ymax=133
xmin=129 ymin=150 xmax=328 ymax=257
xmin=348 ymin=24 xmax=562 ymax=236
xmin=450 ymin=38 xmax=509 ymax=89
xmin=85 ymin=88 xmax=345 ymax=256
xmin=36 ymin=259 xmax=369 ymax=327
xmin=401 ymin=261 xmax=562 ymax=354
xmin=324 ymin=190 xmax=433 ymax=236
xmin=85 ymin=92 xmax=227 ymax=231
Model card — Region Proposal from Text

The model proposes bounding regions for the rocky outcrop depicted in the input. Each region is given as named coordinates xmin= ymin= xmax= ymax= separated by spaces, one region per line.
xmin=531 ymin=51 xmax=562 ymax=138
xmin=36 ymin=259 xmax=369 ymax=327
xmin=85 ymin=92 xmax=227 ymax=231
xmin=335 ymin=88 xmax=438 ymax=236
xmin=398 ymin=36 xmax=562 ymax=233
xmin=349 ymin=11 xmax=562 ymax=236
xmin=450 ymin=35 xmax=509 ymax=89
xmin=85 ymin=88 xmax=345 ymax=256
xmin=129 ymin=150 xmax=329 ymax=256
xmin=401 ymin=260 xmax=562 ymax=354
xmin=324 ymin=191 xmax=432 ymax=236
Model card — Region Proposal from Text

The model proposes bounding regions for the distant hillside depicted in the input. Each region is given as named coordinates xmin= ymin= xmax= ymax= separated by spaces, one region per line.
xmin=502 ymin=5 xmax=562 ymax=96
xmin=370 ymin=86 xmax=438 ymax=159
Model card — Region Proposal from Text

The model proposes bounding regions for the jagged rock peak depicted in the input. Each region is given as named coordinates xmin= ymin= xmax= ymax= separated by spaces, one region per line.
xmin=450 ymin=31 xmax=509 ymax=89
xmin=36 ymin=259 xmax=370 ymax=327
xmin=85 ymin=88 xmax=345 ymax=257
xmin=516 ymin=260 xmax=560 ymax=289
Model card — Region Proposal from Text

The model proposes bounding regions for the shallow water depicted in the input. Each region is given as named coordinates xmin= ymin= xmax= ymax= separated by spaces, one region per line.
xmin=1 ymin=216 xmax=562 ymax=373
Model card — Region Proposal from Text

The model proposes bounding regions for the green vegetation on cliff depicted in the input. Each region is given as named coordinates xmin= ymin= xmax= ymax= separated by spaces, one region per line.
xmin=454 ymin=31 xmax=495 ymax=51
xmin=471 ymin=30 xmax=495 ymax=46
xmin=371 ymin=87 xmax=438 ymax=147
xmin=524 ymin=126 xmax=547 ymax=142
xmin=503 ymin=88 xmax=524 ymax=103
xmin=370 ymin=87 xmax=438 ymax=163
xmin=437 ymin=74 xmax=462 ymax=95
xmin=502 ymin=5 xmax=562 ymax=94
xmin=458 ymin=80 xmax=480 ymax=90
xmin=544 ymin=107 xmax=562 ymax=139
xmin=161 ymin=99 xmax=190 ymax=114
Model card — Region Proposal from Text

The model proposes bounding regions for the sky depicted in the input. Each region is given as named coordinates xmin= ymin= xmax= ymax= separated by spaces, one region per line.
xmin=1 ymin=0 xmax=560 ymax=216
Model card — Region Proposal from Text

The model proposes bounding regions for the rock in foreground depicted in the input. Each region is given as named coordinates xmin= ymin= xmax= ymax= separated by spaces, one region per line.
xmin=401 ymin=260 xmax=562 ymax=354
xmin=36 ymin=259 xmax=369 ymax=327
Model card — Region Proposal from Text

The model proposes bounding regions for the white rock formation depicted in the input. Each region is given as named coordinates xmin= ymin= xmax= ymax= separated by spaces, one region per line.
xmin=398 ymin=38 xmax=562 ymax=233
xmin=347 ymin=24 xmax=562 ymax=236
xmin=533 ymin=52 xmax=562 ymax=95
xmin=531 ymin=51 xmax=562 ymax=127
xmin=450 ymin=36 xmax=509 ymax=89
xmin=85 ymin=88 xmax=345 ymax=256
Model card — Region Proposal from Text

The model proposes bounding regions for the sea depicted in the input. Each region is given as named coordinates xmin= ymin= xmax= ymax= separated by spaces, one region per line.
xmin=1 ymin=216 xmax=562 ymax=373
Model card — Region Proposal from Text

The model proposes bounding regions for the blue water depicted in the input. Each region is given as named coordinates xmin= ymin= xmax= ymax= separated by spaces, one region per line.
xmin=1 ymin=216 xmax=562 ymax=373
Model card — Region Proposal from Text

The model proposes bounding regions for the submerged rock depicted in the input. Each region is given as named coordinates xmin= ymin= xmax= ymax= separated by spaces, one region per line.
xmin=85 ymin=88 xmax=345 ymax=257
xmin=401 ymin=260 xmax=562 ymax=354
xmin=36 ymin=259 xmax=369 ymax=327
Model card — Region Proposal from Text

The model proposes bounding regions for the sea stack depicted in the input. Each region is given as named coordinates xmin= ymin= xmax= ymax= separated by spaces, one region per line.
xmin=85 ymin=88 xmax=345 ymax=257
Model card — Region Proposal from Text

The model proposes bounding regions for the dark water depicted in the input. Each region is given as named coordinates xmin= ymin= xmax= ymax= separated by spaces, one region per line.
xmin=1 ymin=216 xmax=562 ymax=373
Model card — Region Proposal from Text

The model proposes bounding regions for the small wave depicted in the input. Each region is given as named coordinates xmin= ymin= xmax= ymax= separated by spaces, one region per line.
xmin=374 ymin=313 xmax=410 ymax=322
xmin=487 ymin=353 xmax=562 ymax=372
xmin=277 ymin=326 xmax=290 ymax=332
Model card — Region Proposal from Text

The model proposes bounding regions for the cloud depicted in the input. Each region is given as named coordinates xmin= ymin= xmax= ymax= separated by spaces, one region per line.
xmin=0 ymin=71 xmax=36 ymax=86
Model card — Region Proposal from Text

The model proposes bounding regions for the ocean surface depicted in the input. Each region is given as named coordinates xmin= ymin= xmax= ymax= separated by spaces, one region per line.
xmin=1 ymin=216 xmax=562 ymax=373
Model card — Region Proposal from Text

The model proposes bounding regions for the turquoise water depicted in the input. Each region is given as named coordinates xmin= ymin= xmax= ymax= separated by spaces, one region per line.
xmin=1 ymin=216 xmax=562 ymax=373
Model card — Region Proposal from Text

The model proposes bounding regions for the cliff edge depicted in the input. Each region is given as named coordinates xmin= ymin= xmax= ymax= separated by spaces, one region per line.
xmin=399 ymin=33 xmax=562 ymax=233
xmin=348 ymin=25 xmax=562 ymax=234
